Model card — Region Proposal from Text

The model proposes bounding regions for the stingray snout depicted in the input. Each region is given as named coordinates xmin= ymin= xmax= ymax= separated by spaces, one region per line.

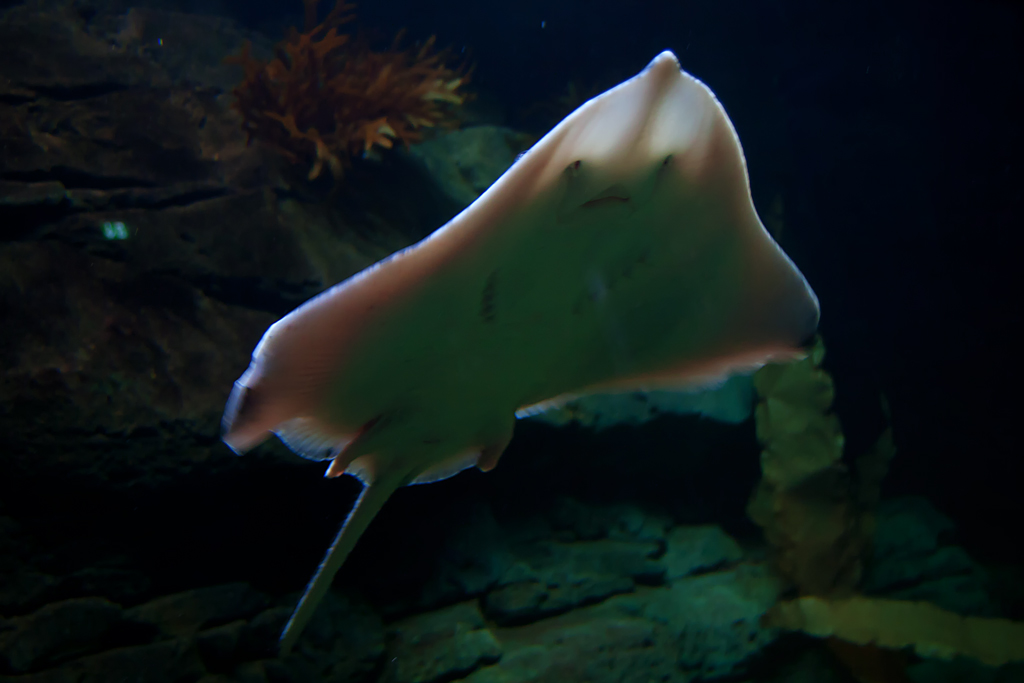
xmin=221 ymin=380 xmax=273 ymax=455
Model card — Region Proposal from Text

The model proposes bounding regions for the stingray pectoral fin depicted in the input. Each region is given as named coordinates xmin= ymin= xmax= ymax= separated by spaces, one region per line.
xmin=278 ymin=470 xmax=402 ymax=657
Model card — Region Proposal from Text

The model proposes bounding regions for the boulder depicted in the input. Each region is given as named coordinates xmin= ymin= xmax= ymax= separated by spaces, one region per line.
xmin=864 ymin=497 xmax=993 ymax=616
xmin=385 ymin=602 xmax=501 ymax=683
xmin=644 ymin=563 xmax=783 ymax=680
xmin=126 ymin=583 xmax=269 ymax=637
xmin=662 ymin=525 xmax=744 ymax=581
xmin=4 ymin=638 xmax=206 ymax=683
xmin=467 ymin=598 xmax=684 ymax=683
xmin=0 ymin=597 xmax=124 ymax=672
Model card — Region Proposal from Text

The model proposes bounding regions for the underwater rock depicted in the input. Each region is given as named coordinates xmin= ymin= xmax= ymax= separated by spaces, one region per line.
xmin=906 ymin=658 xmax=1024 ymax=683
xmin=643 ymin=563 xmax=783 ymax=680
xmin=6 ymin=637 xmax=207 ymax=683
xmin=662 ymin=525 xmax=744 ymax=581
xmin=0 ymin=0 xmax=457 ymax=493
xmin=1 ymin=85 xmax=222 ymax=190
xmin=526 ymin=375 xmax=757 ymax=430
xmin=481 ymin=518 xmax=665 ymax=625
xmin=605 ymin=505 xmax=674 ymax=544
xmin=0 ymin=241 xmax=272 ymax=479
xmin=196 ymin=675 xmax=236 ymax=683
xmin=465 ymin=598 xmax=684 ymax=683
xmin=0 ymin=522 xmax=149 ymax=617
xmin=0 ymin=0 xmax=431 ymax=490
xmin=545 ymin=497 xmax=671 ymax=544
xmin=370 ymin=499 xmax=677 ymax=627
xmin=869 ymin=496 xmax=954 ymax=566
xmin=231 ymin=658 xmax=291 ymax=683
xmin=546 ymin=497 xmax=611 ymax=541
xmin=126 ymin=582 xmax=269 ymax=637
xmin=0 ymin=2 xmax=160 ymax=97
xmin=278 ymin=590 xmax=384 ymax=683
xmin=483 ymin=575 xmax=635 ymax=626
xmin=0 ymin=5 xmax=269 ymax=199
xmin=864 ymin=497 xmax=993 ymax=616
xmin=0 ymin=597 xmax=124 ymax=673
xmin=518 ymin=539 xmax=665 ymax=586
xmin=0 ymin=573 xmax=60 ymax=617
xmin=194 ymin=619 xmax=246 ymax=672
xmin=385 ymin=601 xmax=502 ymax=683
xmin=405 ymin=126 xmax=533 ymax=209
xmin=52 ymin=566 xmax=153 ymax=610
xmin=105 ymin=8 xmax=275 ymax=91
xmin=233 ymin=607 xmax=291 ymax=661
xmin=759 ymin=648 xmax=848 ymax=683
xmin=408 ymin=503 xmax=517 ymax=613
xmin=0 ymin=518 xmax=55 ymax=614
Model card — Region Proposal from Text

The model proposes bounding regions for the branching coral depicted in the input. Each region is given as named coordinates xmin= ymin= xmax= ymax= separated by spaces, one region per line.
xmin=765 ymin=596 xmax=1024 ymax=668
xmin=750 ymin=338 xmax=917 ymax=681
xmin=225 ymin=0 xmax=470 ymax=180
xmin=747 ymin=336 xmax=873 ymax=597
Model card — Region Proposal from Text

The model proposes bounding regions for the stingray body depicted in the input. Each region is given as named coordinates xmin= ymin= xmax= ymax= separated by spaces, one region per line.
xmin=222 ymin=51 xmax=819 ymax=654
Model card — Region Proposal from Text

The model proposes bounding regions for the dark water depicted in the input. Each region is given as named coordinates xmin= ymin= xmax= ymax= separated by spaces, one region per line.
xmin=1 ymin=0 xmax=1022 ymax=681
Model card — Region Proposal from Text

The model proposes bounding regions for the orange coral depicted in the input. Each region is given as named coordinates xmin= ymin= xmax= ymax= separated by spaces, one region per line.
xmin=225 ymin=1 xmax=470 ymax=180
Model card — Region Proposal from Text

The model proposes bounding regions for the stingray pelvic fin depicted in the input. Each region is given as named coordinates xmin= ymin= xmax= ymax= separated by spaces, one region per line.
xmin=476 ymin=430 xmax=513 ymax=472
xmin=278 ymin=472 xmax=402 ymax=657
xmin=324 ymin=415 xmax=383 ymax=478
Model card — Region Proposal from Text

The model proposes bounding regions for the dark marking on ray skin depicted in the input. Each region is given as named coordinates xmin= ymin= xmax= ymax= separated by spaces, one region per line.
xmin=480 ymin=271 xmax=498 ymax=323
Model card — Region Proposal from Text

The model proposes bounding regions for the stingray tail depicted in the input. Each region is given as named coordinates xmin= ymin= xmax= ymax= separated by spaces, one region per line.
xmin=278 ymin=475 xmax=400 ymax=656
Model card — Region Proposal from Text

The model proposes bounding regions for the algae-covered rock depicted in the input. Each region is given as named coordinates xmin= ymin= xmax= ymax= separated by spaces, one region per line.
xmin=483 ymin=575 xmax=635 ymax=626
xmin=0 ymin=1 xmax=428 ymax=491
xmin=281 ymin=589 xmax=384 ymax=683
xmin=526 ymin=375 xmax=757 ymax=430
xmin=482 ymin=532 xmax=663 ymax=625
xmin=0 ymin=597 xmax=125 ymax=672
xmin=662 ymin=525 xmax=744 ymax=581
xmin=465 ymin=601 xmax=684 ymax=683
xmin=11 ymin=637 xmax=207 ymax=683
xmin=644 ymin=563 xmax=784 ymax=680
xmin=385 ymin=602 xmax=501 ymax=683
xmin=864 ymin=497 xmax=993 ymax=616
xmin=126 ymin=583 xmax=269 ymax=637
xmin=406 ymin=126 xmax=532 ymax=208
xmin=411 ymin=503 xmax=517 ymax=611
xmin=544 ymin=497 xmax=671 ymax=544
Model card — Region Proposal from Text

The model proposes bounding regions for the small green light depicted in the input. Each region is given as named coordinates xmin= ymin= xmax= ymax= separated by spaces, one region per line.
xmin=102 ymin=221 xmax=129 ymax=240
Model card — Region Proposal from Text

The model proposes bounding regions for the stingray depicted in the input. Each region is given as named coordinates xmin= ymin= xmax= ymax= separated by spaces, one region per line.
xmin=222 ymin=50 xmax=819 ymax=655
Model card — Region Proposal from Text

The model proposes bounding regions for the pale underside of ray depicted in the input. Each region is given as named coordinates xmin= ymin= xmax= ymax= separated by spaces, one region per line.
xmin=222 ymin=51 xmax=819 ymax=656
